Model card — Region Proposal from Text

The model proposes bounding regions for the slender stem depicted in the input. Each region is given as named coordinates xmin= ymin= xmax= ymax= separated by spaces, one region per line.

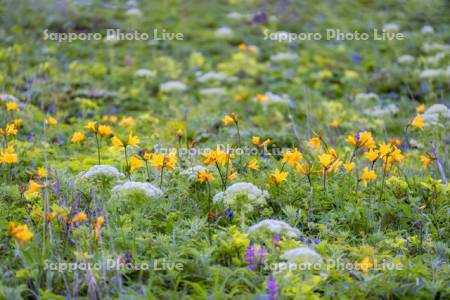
xmin=124 ymin=146 xmax=130 ymax=180
xmin=207 ymin=181 xmax=212 ymax=244
xmin=159 ymin=166 xmax=164 ymax=189
xmin=95 ymin=133 xmax=101 ymax=164
xmin=145 ymin=161 xmax=151 ymax=182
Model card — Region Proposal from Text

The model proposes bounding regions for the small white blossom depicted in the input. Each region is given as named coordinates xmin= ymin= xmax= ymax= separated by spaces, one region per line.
xmin=364 ymin=103 xmax=399 ymax=117
xmin=227 ymin=12 xmax=250 ymax=20
xmin=355 ymin=93 xmax=379 ymax=104
xmin=383 ymin=23 xmax=400 ymax=32
xmin=422 ymin=43 xmax=450 ymax=53
xmin=111 ymin=181 xmax=163 ymax=198
xmin=270 ymin=52 xmax=298 ymax=62
xmin=248 ymin=219 xmax=300 ymax=238
xmin=78 ymin=165 xmax=123 ymax=181
xmin=126 ymin=7 xmax=142 ymax=16
xmin=397 ymin=55 xmax=414 ymax=64
xmin=199 ymin=87 xmax=227 ymax=95
xmin=215 ymin=27 xmax=234 ymax=38
xmin=213 ymin=182 xmax=269 ymax=212
xmin=281 ymin=247 xmax=323 ymax=264
xmin=421 ymin=25 xmax=434 ymax=34
xmin=135 ymin=69 xmax=156 ymax=78
xmin=160 ymin=81 xmax=187 ymax=92
xmin=0 ymin=94 xmax=19 ymax=103
xmin=423 ymin=104 xmax=450 ymax=126
xmin=419 ymin=69 xmax=446 ymax=79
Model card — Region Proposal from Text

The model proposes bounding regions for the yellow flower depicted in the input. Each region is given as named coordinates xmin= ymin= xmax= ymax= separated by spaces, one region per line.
xmin=330 ymin=119 xmax=340 ymax=128
xmin=143 ymin=152 xmax=152 ymax=161
xmin=6 ymin=102 xmax=19 ymax=111
xmin=13 ymin=119 xmax=23 ymax=127
xmin=164 ymin=153 xmax=177 ymax=170
xmin=420 ymin=155 xmax=432 ymax=169
xmin=357 ymin=257 xmax=374 ymax=273
xmin=95 ymin=216 xmax=105 ymax=240
xmin=202 ymin=148 xmax=231 ymax=166
xmin=390 ymin=147 xmax=404 ymax=163
xmin=8 ymin=222 xmax=33 ymax=245
xmin=260 ymin=139 xmax=271 ymax=148
xmin=27 ymin=180 xmax=44 ymax=193
xmin=0 ymin=147 xmax=18 ymax=164
xmin=270 ymin=169 xmax=288 ymax=185
xmin=71 ymin=212 xmax=87 ymax=224
xmin=360 ymin=167 xmax=377 ymax=182
xmin=238 ymin=43 xmax=247 ymax=51
xmin=416 ymin=104 xmax=425 ymax=114
xmin=198 ymin=170 xmax=214 ymax=183
xmin=410 ymin=114 xmax=425 ymax=129
xmin=252 ymin=136 xmax=260 ymax=146
xmin=71 ymin=132 xmax=85 ymax=144
xmin=120 ymin=116 xmax=135 ymax=127
xmin=246 ymin=159 xmax=259 ymax=170
xmin=46 ymin=116 xmax=58 ymax=126
xmin=343 ymin=162 xmax=355 ymax=171
xmin=359 ymin=131 xmax=375 ymax=148
xmin=85 ymin=121 xmax=97 ymax=133
xmin=346 ymin=135 xmax=357 ymax=145
xmin=365 ymin=149 xmax=379 ymax=162
xmin=176 ymin=128 xmax=184 ymax=137
xmin=328 ymin=159 xmax=342 ymax=172
xmin=98 ymin=125 xmax=113 ymax=137
xmin=127 ymin=133 xmax=140 ymax=146
xmin=295 ymin=162 xmax=310 ymax=175
xmin=228 ymin=170 xmax=237 ymax=181
xmin=5 ymin=123 xmax=17 ymax=135
xmin=37 ymin=167 xmax=47 ymax=178
xmin=129 ymin=155 xmax=144 ymax=172
xmin=378 ymin=143 xmax=392 ymax=158
xmin=111 ymin=136 xmax=123 ymax=147
xmin=150 ymin=153 xmax=164 ymax=169
xmin=255 ymin=94 xmax=268 ymax=103
xmin=223 ymin=113 xmax=237 ymax=126
xmin=308 ymin=137 xmax=321 ymax=151
xmin=282 ymin=149 xmax=303 ymax=166
xmin=319 ymin=153 xmax=334 ymax=168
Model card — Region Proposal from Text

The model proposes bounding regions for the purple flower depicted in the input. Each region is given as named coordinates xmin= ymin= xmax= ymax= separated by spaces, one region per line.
xmin=306 ymin=239 xmax=312 ymax=245
xmin=272 ymin=234 xmax=280 ymax=246
xmin=224 ymin=209 xmax=234 ymax=218
xmin=47 ymin=103 xmax=57 ymax=114
xmin=299 ymin=237 xmax=305 ymax=242
xmin=252 ymin=11 xmax=268 ymax=24
xmin=26 ymin=132 xmax=36 ymax=142
xmin=245 ymin=241 xmax=255 ymax=267
xmin=267 ymin=274 xmax=278 ymax=300
xmin=314 ymin=239 xmax=320 ymax=245
xmin=257 ymin=245 xmax=265 ymax=264
xmin=351 ymin=54 xmax=362 ymax=64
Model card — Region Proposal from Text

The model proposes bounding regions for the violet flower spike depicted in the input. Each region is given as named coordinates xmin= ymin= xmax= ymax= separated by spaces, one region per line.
xmin=267 ymin=274 xmax=278 ymax=300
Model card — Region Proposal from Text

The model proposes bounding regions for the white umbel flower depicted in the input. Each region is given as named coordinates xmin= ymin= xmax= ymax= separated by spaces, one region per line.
xmin=270 ymin=52 xmax=298 ymax=62
xmin=79 ymin=165 xmax=123 ymax=181
xmin=199 ymin=88 xmax=227 ymax=95
xmin=383 ymin=23 xmax=400 ymax=32
xmin=0 ymin=94 xmax=19 ymax=103
xmin=423 ymin=104 xmax=450 ymax=125
xmin=213 ymin=182 xmax=269 ymax=212
xmin=196 ymin=71 xmax=228 ymax=83
xmin=160 ymin=81 xmax=187 ymax=92
xmin=215 ymin=27 xmax=234 ymax=38
xmin=419 ymin=69 xmax=445 ymax=79
xmin=355 ymin=93 xmax=379 ymax=104
xmin=281 ymin=247 xmax=323 ymax=263
xmin=421 ymin=25 xmax=434 ymax=34
xmin=397 ymin=55 xmax=414 ymax=64
xmin=135 ymin=69 xmax=155 ymax=78
xmin=248 ymin=219 xmax=300 ymax=238
xmin=111 ymin=181 xmax=163 ymax=198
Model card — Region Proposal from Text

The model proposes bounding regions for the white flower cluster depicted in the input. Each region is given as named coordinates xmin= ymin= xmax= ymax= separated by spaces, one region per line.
xmin=135 ymin=69 xmax=156 ymax=78
xmin=215 ymin=27 xmax=234 ymax=38
xmin=355 ymin=92 xmax=379 ymax=104
xmin=423 ymin=104 xmax=450 ymax=126
xmin=160 ymin=81 xmax=187 ymax=92
xmin=270 ymin=52 xmax=298 ymax=62
xmin=419 ymin=68 xmax=448 ymax=79
xmin=364 ymin=103 xmax=399 ymax=117
xmin=247 ymin=219 xmax=300 ymax=238
xmin=213 ymin=182 xmax=269 ymax=212
xmin=78 ymin=165 xmax=123 ymax=181
xmin=111 ymin=181 xmax=163 ymax=198
xmin=180 ymin=165 xmax=207 ymax=181
xmin=0 ymin=94 xmax=19 ymax=103
xmin=397 ymin=54 xmax=414 ymax=64
xmin=196 ymin=71 xmax=236 ymax=83
xmin=199 ymin=88 xmax=227 ymax=96
xmin=281 ymin=247 xmax=323 ymax=263
xmin=422 ymin=42 xmax=450 ymax=53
